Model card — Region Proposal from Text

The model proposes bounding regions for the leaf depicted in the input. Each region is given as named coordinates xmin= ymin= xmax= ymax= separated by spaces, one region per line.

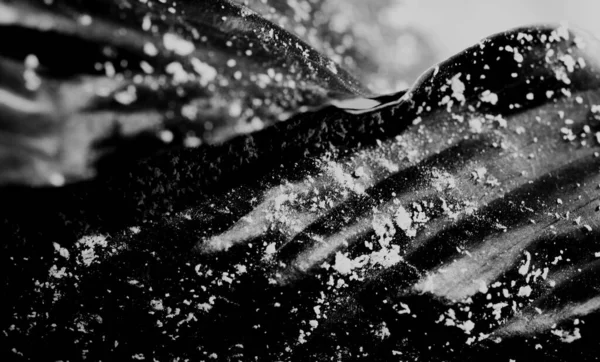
xmin=3 ymin=24 xmax=600 ymax=361
xmin=0 ymin=0 xmax=372 ymax=186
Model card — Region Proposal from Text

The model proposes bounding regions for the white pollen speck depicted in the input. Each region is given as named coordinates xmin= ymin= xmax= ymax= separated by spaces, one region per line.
xmin=78 ymin=235 xmax=109 ymax=266
xmin=394 ymin=206 xmax=414 ymax=237
xmin=163 ymin=33 xmax=195 ymax=56
xmin=513 ymin=50 xmax=524 ymax=63
xmin=333 ymin=252 xmax=354 ymax=275
xmin=184 ymin=136 xmax=201 ymax=148
xmin=25 ymin=54 xmax=39 ymax=69
xmin=49 ymin=173 xmax=66 ymax=187
xmin=518 ymin=251 xmax=531 ymax=276
xmin=142 ymin=15 xmax=151 ymax=31
xmin=143 ymin=42 xmax=159 ymax=57
xmin=450 ymin=73 xmax=466 ymax=103
xmin=114 ymin=86 xmax=137 ymax=105
xmin=517 ymin=285 xmax=533 ymax=297
xmin=190 ymin=58 xmax=217 ymax=86
xmin=469 ymin=117 xmax=484 ymax=133
xmin=159 ymin=130 xmax=174 ymax=143
xmin=264 ymin=243 xmax=277 ymax=259
xmin=480 ymin=90 xmax=498 ymax=105
xmin=166 ymin=62 xmax=189 ymax=83
xmin=53 ymin=242 xmax=70 ymax=259
xmin=79 ymin=14 xmax=93 ymax=26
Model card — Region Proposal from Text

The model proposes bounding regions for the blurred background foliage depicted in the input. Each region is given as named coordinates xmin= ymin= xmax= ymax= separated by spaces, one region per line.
xmin=239 ymin=0 xmax=600 ymax=93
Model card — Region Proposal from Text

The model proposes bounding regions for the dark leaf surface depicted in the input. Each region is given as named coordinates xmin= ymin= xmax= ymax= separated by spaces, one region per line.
xmin=2 ymin=2 xmax=600 ymax=362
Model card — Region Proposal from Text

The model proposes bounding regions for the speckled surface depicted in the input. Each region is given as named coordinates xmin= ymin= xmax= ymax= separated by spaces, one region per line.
xmin=2 ymin=1 xmax=600 ymax=361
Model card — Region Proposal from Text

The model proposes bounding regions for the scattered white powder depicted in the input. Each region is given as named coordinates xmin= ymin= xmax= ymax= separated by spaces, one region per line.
xmin=375 ymin=322 xmax=391 ymax=339
xmin=430 ymin=169 xmax=456 ymax=191
xmin=190 ymin=58 xmax=217 ymax=86
xmin=263 ymin=243 xmax=277 ymax=259
xmin=480 ymin=90 xmax=498 ymax=105
xmin=468 ymin=117 xmax=484 ymax=133
xmin=551 ymin=328 xmax=582 ymax=343
xmin=450 ymin=73 xmax=466 ymax=104
xmin=49 ymin=265 xmax=68 ymax=279
xmin=333 ymin=252 xmax=356 ymax=275
xmin=78 ymin=235 xmax=108 ymax=267
xmin=372 ymin=212 xmax=396 ymax=246
xmin=394 ymin=206 xmax=415 ymax=237
xmin=560 ymin=54 xmax=576 ymax=73
xmin=513 ymin=49 xmax=524 ymax=63
xmin=53 ymin=242 xmax=70 ymax=259
xmin=166 ymin=62 xmax=190 ymax=84
xmin=150 ymin=299 xmax=164 ymax=311
xmin=517 ymin=285 xmax=532 ymax=297
xmin=518 ymin=251 xmax=531 ymax=276
xmin=458 ymin=320 xmax=475 ymax=334
xmin=163 ymin=33 xmax=195 ymax=56
xmin=143 ymin=42 xmax=159 ymax=56
xmin=114 ymin=86 xmax=137 ymax=105
xmin=328 ymin=162 xmax=366 ymax=194
xmin=369 ymin=245 xmax=403 ymax=268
